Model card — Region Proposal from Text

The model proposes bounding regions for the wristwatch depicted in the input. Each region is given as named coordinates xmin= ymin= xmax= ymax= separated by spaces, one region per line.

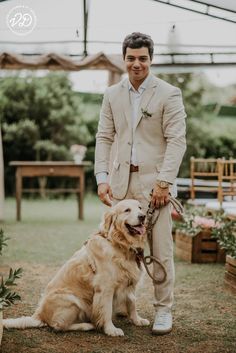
xmin=156 ymin=180 xmax=169 ymax=189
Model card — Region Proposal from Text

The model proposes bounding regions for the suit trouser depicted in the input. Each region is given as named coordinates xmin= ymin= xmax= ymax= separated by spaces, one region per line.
xmin=113 ymin=172 xmax=174 ymax=310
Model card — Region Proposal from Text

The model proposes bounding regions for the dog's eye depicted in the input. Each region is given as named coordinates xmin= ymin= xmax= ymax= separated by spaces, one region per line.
xmin=139 ymin=206 xmax=142 ymax=210
xmin=124 ymin=208 xmax=131 ymax=213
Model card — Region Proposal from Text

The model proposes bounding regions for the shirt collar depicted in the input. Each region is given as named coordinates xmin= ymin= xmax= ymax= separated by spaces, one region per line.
xmin=128 ymin=73 xmax=151 ymax=93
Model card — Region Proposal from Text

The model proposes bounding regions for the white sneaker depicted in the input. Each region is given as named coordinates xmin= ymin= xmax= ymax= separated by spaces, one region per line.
xmin=152 ymin=308 xmax=172 ymax=335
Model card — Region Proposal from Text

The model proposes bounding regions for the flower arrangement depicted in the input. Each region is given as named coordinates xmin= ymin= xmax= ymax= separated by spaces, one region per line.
xmin=192 ymin=215 xmax=220 ymax=229
xmin=174 ymin=206 xmax=236 ymax=258
xmin=141 ymin=108 xmax=152 ymax=119
xmin=70 ymin=144 xmax=87 ymax=164
xmin=174 ymin=206 xmax=222 ymax=237
xmin=212 ymin=220 xmax=236 ymax=259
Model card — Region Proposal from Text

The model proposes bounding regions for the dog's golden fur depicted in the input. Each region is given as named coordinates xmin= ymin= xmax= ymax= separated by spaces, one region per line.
xmin=3 ymin=199 xmax=149 ymax=336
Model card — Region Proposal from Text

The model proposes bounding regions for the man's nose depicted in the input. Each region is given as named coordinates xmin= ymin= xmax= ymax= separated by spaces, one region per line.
xmin=138 ymin=214 xmax=145 ymax=223
xmin=133 ymin=59 xmax=141 ymax=68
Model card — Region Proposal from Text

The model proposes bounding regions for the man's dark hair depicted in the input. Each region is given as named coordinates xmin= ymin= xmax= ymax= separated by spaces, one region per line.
xmin=122 ymin=32 xmax=154 ymax=60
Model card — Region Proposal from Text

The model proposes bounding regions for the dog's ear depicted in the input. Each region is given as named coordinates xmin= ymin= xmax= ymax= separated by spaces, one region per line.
xmin=99 ymin=210 xmax=114 ymax=235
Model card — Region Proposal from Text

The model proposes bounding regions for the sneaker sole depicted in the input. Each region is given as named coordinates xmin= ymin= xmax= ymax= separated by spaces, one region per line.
xmin=152 ymin=327 xmax=172 ymax=335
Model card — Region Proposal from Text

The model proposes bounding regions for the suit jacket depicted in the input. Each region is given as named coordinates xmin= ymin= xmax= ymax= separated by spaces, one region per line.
xmin=95 ymin=74 xmax=187 ymax=199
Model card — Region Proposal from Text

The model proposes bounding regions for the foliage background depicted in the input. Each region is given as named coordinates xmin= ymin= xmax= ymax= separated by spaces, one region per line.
xmin=157 ymin=73 xmax=236 ymax=176
xmin=1 ymin=71 xmax=236 ymax=195
xmin=0 ymin=73 xmax=101 ymax=194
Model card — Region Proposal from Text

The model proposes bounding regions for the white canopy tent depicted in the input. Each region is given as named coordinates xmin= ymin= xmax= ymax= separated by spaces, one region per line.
xmin=192 ymin=0 xmax=236 ymax=13
xmin=0 ymin=0 xmax=236 ymax=57
xmin=152 ymin=0 xmax=236 ymax=23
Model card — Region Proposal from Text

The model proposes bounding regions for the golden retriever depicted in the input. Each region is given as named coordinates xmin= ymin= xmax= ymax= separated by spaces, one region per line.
xmin=3 ymin=199 xmax=149 ymax=336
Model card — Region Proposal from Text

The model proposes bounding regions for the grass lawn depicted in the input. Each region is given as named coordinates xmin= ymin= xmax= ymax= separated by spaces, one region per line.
xmin=0 ymin=195 xmax=235 ymax=353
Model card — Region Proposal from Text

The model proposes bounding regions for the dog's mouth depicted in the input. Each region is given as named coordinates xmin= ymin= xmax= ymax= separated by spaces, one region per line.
xmin=125 ymin=223 xmax=146 ymax=236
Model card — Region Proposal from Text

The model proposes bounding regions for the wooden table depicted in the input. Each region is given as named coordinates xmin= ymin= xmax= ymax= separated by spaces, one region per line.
xmin=9 ymin=161 xmax=92 ymax=221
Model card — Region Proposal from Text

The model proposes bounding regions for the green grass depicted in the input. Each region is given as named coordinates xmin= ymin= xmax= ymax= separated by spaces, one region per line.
xmin=1 ymin=195 xmax=236 ymax=353
xmin=1 ymin=194 xmax=104 ymax=265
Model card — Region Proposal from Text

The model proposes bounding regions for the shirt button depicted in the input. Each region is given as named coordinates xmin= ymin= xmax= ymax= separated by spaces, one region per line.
xmin=126 ymin=161 xmax=130 ymax=165
xmin=128 ymin=142 xmax=131 ymax=145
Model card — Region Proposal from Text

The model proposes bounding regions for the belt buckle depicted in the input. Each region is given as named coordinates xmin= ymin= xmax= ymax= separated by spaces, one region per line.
xmin=130 ymin=164 xmax=139 ymax=172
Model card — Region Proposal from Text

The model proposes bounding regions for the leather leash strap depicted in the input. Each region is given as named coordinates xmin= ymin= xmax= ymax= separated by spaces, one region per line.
xmin=143 ymin=195 xmax=184 ymax=284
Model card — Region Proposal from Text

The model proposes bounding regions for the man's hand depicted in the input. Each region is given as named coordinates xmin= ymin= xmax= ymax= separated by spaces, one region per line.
xmin=97 ymin=183 xmax=113 ymax=207
xmin=151 ymin=184 xmax=170 ymax=209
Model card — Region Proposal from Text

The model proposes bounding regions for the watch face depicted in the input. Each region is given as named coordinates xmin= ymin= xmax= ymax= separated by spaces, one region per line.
xmin=158 ymin=181 xmax=168 ymax=188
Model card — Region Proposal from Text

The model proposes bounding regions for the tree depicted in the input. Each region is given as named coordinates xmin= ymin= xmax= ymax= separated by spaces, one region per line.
xmin=157 ymin=72 xmax=205 ymax=118
xmin=157 ymin=73 xmax=236 ymax=177
xmin=0 ymin=73 xmax=95 ymax=194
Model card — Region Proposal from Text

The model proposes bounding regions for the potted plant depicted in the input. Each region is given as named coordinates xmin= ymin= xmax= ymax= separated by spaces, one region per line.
xmin=174 ymin=207 xmax=226 ymax=263
xmin=0 ymin=229 xmax=22 ymax=345
xmin=212 ymin=220 xmax=236 ymax=293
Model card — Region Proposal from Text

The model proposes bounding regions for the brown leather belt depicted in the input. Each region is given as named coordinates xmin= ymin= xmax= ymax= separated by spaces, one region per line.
xmin=130 ymin=164 xmax=139 ymax=172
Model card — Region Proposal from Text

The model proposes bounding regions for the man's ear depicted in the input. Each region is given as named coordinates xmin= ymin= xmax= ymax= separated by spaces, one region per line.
xmin=99 ymin=210 xmax=114 ymax=235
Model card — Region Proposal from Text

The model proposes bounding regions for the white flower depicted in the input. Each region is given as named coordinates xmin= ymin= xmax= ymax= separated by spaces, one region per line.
xmin=70 ymin=144 xmax=87 ymax=155
xmin=141 ymin=108 xmax=152 ymax=119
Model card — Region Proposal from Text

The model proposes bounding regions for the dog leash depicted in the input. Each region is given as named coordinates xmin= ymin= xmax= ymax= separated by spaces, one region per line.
xmin=142 ymin=194 xmax=184 ymax=285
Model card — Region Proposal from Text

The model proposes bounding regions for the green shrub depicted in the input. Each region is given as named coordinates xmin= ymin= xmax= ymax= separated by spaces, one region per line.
xmin=0 ymin=229 xmax=22 ymax=310
xmin=180 ymin=114 xmax=236 ymax=177
xmin=212 ymin=221 xmax=236 ymax=259
xmin=0 ymin=73 xmax=99 ymax=194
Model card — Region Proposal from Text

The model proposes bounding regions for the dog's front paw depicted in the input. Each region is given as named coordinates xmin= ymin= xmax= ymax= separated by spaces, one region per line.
xmin=132 ymin=317 xmax=150 ymax=326
xmin=104 ymin=325 xmax=124 ymax=336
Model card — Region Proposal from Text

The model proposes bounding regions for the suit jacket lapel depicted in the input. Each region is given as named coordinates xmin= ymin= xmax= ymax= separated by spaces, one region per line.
xmin=121 ymin=79 xmax=132 ymax=132
xmin=134 ymin=87 xmax=155 ymax=130
xmin=121 ymin=75 xmax=158 ymax=131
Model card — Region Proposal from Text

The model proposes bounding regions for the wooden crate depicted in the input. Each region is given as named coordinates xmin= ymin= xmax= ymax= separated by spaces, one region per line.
xmin=225 ymin=255 xmax=236 ymax=294
xmin=175 ymin=229 xmax=226 ymax=263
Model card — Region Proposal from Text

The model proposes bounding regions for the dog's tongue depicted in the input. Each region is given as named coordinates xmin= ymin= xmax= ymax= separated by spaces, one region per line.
xmin=133 ymin=224 xmax=145 ymax=235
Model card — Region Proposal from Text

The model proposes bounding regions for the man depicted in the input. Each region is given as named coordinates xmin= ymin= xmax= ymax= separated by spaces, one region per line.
xmin=95 ymin=32 xmax=186 ymax=335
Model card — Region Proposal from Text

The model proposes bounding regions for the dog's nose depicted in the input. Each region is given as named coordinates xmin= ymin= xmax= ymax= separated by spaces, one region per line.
xmin=138 ymin=214 xmax=145 ymax=223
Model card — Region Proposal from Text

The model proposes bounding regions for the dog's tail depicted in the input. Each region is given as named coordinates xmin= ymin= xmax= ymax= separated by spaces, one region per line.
xmin=3 ymin=315 xmax=46 ymax=329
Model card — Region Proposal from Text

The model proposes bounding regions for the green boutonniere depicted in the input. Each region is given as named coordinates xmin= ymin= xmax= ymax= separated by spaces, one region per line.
xmin=141 ymin=108 xmax=152 ymax=118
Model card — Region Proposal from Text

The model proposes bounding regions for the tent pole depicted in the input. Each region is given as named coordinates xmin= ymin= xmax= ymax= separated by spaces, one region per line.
xmin=83 ymin=0 xmax=89 ymax=57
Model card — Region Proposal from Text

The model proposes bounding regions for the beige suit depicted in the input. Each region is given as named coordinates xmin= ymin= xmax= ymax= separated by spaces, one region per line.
xmin=95 ymin=73 xmax=186 ymax=309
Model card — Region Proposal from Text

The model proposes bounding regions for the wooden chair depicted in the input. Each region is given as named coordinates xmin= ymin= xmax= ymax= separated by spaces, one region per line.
xmin=190 ymin=157 xmax=221 ymax=202
xmin=218 ymin=159 xmax=236 ymax=204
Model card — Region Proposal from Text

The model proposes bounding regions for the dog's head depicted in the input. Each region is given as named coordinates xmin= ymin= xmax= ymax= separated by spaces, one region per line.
xmin=99 ymin=199 xmax=146 ymax=250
